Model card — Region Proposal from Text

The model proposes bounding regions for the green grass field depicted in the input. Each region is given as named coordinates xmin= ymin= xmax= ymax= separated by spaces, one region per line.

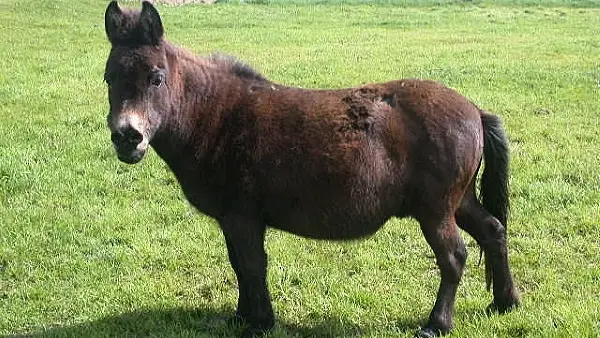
xmin=0 ymin=0 xmax=599 ymax=337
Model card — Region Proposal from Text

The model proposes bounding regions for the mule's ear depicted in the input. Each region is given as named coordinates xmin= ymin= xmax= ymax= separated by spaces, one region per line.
xmin=140 ymin=1 xmax=164 ymax=45
xmin=105 ymin=1 xmax=123 ymax=44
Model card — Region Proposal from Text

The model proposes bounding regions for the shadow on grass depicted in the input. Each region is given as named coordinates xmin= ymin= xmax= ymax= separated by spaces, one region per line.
xmin=5 ymin=306 xmax=424 ymax=338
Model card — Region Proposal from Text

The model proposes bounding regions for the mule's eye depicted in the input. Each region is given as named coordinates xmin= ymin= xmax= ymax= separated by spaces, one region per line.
xmin=150 ymin=70 xmax=166 ymax=88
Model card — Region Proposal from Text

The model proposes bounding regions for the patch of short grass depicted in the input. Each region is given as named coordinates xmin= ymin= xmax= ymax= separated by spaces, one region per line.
xmin=0 ymin=0 xmax=598 ymax=337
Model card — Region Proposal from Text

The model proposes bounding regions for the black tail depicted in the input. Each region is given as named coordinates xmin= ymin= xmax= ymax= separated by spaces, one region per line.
xmin=480 ymin=112 xmax=510 ymax=227
xmin=479 ymin=111 xmax=510 ymax=290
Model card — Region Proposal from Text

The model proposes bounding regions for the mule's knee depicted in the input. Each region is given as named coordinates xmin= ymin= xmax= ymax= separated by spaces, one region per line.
xmin=445 ymin=237 xmax=467 ymax=282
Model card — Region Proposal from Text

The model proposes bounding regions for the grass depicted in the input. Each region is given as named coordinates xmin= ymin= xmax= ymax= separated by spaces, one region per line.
xmin=222 ymin=0 xmax=600 ymax=6
xmin=0 ymin=0 xmax=599 ymax=337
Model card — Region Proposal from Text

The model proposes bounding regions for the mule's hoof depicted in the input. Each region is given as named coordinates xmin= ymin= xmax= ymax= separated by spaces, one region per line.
xmin=240 ymin=327 xmax=269 ymax=338
xmin=486 ymin=298 xmax=520 ymax=314
xmin=227 ymin=314 xmax=247 ymax=327
xmin=415 ymin=328 xmax=441 ymax=338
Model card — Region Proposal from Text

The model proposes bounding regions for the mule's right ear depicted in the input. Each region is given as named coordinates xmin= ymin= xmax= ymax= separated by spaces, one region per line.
xmin=105 ymin=1 xmax=123 ymax=44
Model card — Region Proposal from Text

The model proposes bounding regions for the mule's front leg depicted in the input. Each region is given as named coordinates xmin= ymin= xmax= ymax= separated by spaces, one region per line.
xmin=220 ymin=213 xmax=274 ymax=338
xmin=417 ymin=216 xmax=467 ymax=338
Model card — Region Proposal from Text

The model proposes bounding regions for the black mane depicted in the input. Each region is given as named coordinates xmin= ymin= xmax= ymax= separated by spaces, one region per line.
xmin=208 ymin=53 xmax=268 ymax=83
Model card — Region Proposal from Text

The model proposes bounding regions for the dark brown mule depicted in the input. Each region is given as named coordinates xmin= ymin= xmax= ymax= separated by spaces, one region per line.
xmin=103 ymin=2 xmax=519 ymax=337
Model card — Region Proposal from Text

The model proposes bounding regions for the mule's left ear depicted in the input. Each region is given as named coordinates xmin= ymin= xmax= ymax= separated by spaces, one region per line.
xmin=140 ymin=1 xmax=164 ymax=45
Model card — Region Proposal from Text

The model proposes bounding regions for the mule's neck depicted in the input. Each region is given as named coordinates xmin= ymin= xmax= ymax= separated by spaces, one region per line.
xmin=153 ymin=42 xmax=251 ymax=163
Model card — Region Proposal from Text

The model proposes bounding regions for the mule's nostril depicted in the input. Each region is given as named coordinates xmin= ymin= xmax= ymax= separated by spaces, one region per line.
xmin=124 ymin=128 xmax=144 ymax=144
xmin=111 ymin=131 xmax=122 ymax=144
xmin=112 ymin=127 xmax=143 ymax=145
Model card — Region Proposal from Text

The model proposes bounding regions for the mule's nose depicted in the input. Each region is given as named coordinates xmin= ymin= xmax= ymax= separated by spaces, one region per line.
xmin=111 ymin=126 xmax=143 ymax=146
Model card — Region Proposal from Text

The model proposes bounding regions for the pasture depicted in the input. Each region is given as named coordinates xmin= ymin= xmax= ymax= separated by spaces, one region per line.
xmin=0 ymin=0 xmax=599 ymax=337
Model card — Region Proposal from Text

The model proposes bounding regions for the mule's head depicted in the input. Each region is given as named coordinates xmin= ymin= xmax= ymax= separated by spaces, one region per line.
xmin=104 ymin=1 xmax=171 ymax=164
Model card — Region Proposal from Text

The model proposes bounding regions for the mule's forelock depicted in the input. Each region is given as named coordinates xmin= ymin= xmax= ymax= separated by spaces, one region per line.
xmin=105 ymin=1 xmax=164 ymax=46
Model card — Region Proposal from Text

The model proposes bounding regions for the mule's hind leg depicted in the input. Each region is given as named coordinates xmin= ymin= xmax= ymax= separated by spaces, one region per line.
xmin=417 ymin=215 xmax=467 ymax=338
xmin=220 ymin=212 xmax=274 ymax=338
xmin=456 ymin=191 xmax=519 ymax=312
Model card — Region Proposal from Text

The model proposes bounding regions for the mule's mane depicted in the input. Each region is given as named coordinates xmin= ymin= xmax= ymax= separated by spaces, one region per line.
xmin=207 ymin=53 xmax=268 ymax=83
xmin=165 ymin=42 xmax=268 ymax=84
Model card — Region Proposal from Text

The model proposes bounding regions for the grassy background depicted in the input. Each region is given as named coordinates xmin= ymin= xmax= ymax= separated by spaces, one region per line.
xmin=0 ymin=0 xmax=599 ymax=337
xmin=219 ymin=0 xmax=600 ymax=6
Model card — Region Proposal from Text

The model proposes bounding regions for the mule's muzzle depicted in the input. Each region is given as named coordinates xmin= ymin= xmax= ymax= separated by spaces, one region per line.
xmin=111 ymin=126 xmax=146 ymax=164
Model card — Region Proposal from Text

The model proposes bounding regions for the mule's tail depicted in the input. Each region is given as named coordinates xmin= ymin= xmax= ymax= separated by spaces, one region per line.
xmin=480 ymin=112 xmax=510 ymax=226
xmin=480 ymin=111 xmax=510 ymax=290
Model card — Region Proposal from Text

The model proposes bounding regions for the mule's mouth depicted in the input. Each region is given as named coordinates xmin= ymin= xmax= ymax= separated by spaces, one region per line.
xmin=116 ymin=148 xmax=146 ymax=164
xmin=113 ymin=141 xmax=148 ymax=164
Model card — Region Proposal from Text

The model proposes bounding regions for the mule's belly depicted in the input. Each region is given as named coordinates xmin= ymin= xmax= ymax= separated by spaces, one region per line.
xmin=261 ymin=177 xmax=402 ymax=240
xmin=256 ymin=136 xmax=405 ymax=239
xmin=265 ymin=205 xmax=393 ymax=240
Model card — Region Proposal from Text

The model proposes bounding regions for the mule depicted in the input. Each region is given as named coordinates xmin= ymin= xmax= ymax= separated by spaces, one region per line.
xmin=103 ymin=2 xmax=519 ymax=337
